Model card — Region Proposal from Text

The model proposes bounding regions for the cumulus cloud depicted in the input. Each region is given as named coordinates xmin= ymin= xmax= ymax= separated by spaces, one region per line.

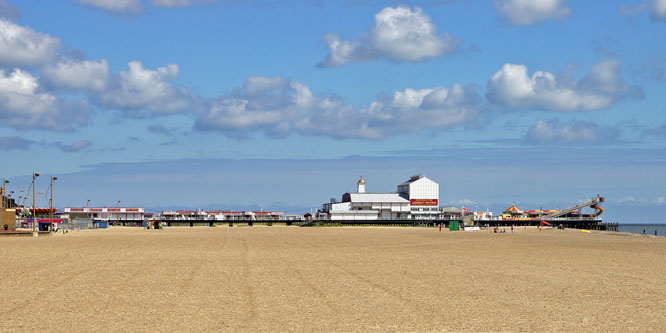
xmin=0 ymin=19 xmax=60 ymax=67
xmin=78 ymin=0 xmax=143 ymax=14
xmin=487 ymin=59 xmax=642 ymax=112
xmin=41 ymin=58 xmax=110 ymax=92
xmin=495 ymin=0 xmax=572 ymax=25
xmin=0 ymin=69 xmax=89 ymax=131
xmin=523 ymin=119 xmax=617 ymax=144
xmin=653 ymin=0 xmax=666 ymax=21
xmin=196 ymin=76 xmax=481 ymax=139
xmin=0 ymin=136 xmax=34 ymax=150
xmin=318 ymin=6 xmax=461 ymax=67
xmin=94 ymin=61 xmax=195 ymax=115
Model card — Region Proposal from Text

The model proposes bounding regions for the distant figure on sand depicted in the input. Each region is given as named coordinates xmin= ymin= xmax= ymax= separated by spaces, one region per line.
xmin=511 ymin=225 xmax=514 ymax=233
xmin=439 ymin=224 xmax=442 ymax=232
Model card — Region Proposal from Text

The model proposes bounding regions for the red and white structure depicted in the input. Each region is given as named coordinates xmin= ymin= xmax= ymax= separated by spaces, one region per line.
xmin=64 ymin=207 xmax=145 ymax=221
xmin=158 ymin=210 xmax=285 ymax=221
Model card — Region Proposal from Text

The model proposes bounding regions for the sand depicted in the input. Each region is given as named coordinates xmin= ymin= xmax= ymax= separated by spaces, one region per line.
xmin=1 ymin=226 xmax=665 ymax=332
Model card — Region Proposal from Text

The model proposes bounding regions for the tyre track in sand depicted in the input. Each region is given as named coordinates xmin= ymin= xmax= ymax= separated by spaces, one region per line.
xmin=235 ymin=230 xmax=257 ymax=330
xmin=275 ymin=236 xmax=346 ymax=314
xmin=298 ymin=236 xmax=438 ymax=325
xmin=5 ymin=258 xmax=96 ymax=314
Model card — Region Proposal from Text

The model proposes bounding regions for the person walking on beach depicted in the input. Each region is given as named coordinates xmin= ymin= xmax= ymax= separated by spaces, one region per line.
xmin=511 ymin=225 xmax=514 ymax=233
xmin=439 ymin=224 xmax=442 ymax=232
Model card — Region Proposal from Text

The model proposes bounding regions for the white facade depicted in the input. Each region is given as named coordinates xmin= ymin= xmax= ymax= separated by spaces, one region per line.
xmin=321 ymin=175 xmax=440 ymax=220
xmin=398 ymin=175 xmax=440 ymax=220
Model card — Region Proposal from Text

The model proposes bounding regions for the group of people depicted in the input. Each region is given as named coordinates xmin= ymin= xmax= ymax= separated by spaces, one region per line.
xmin=492 ymin=225 xmax=513 ymax=233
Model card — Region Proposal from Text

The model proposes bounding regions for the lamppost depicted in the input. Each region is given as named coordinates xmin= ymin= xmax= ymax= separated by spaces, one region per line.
xmin=87 ymin=199 xmax=91 ymax=228
xmin=117 ymin=201 xmax=120 ymax=226
xmin=32 ymin=173 xmax=39 ymax=236
xmin=8 ymin=191 xmax=14 ymax=208
xmin=2 ymin=179 xmax=8 ymax=209
xmin=50 ymin=177 xmax=57 ymax=231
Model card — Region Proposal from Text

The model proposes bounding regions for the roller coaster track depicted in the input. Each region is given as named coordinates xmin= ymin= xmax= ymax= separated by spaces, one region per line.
xmin=543 ymin=194 xmax=604 ymax=219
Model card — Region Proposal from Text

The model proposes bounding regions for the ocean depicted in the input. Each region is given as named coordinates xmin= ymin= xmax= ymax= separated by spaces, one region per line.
xmin=618 ymin=224 xmax=666 ymax=236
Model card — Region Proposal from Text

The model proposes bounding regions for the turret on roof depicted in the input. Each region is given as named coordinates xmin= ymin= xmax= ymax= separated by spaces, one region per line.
xmin=504 ymin=204 xmax=523 ymax=214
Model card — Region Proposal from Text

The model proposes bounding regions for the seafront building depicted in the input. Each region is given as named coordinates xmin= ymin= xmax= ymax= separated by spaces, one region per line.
xmin=159 ymin=210 xmax=286 ymax=221
xmin=321 ymin=175 xmax=442 ymax=221
xmin=63 ymin=207 xmax=146 ymax=222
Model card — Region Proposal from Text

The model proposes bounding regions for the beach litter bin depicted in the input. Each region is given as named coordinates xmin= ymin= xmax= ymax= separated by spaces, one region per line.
xmin=449 ymin=221 xmax=460 ymax=231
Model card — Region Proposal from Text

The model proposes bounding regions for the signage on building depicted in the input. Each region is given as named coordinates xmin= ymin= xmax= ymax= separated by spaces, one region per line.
xmin=410 ymin=199 xmax=438 ymax=206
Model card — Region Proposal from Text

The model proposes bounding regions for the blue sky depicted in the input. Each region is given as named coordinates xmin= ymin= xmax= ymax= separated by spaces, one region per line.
xmin=1 ymin=0 xmax=665 ymax=221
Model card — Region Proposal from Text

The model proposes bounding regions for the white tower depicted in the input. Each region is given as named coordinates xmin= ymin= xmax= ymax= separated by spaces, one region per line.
xmin=357 ymin=176 xmax=366 ymax=193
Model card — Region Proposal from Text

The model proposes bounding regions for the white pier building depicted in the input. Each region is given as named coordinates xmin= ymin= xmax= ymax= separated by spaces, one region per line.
xmin=322 ymin=175 xmax=439 ymax=221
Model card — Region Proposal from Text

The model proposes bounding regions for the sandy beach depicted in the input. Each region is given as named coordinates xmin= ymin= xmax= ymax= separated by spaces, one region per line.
xmin=1 ymin=226 xmax=665 ymax=331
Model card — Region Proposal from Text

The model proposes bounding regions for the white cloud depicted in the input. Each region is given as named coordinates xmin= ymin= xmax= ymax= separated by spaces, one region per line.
xmin=196 ymin=76 xmax=481 ymax=139
xmin=487 ymin=59 xmax=641 ymax=112
xmin=0 ymin=19 xmax=60 ymax=67
xmin=455 ymin=199 xmax=476 ymax=206
xmin=524 ymin=119 xmax=616 ymax=144
xmin=95 ymin=61 xmax=195 ymax=115
xmin=0 ymin=69 xmax=89 ymax=131
xmin=371 ymin=6 xmax=459 ymax=61
xmin=41 ymin=58 xmax=110 ymax=92
xmin=653 ymin=0 xmax=666 ymax=21
xmin=356 ymin=84 xmax=481 ymax=138
xmin=616 ymin=196 xmax=666 ymax=206
xmin=78 ymin=0 xmax=143 ymax=14
xmin=495 ymin=0 xmax=572 ymax=25
xmin=318 ymin=6 xmax=460 ymax=67
xmin=616 ymin=196 xmax=637 ymax=204
xmin=318 ymin=34 xmax=374 ymax=68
